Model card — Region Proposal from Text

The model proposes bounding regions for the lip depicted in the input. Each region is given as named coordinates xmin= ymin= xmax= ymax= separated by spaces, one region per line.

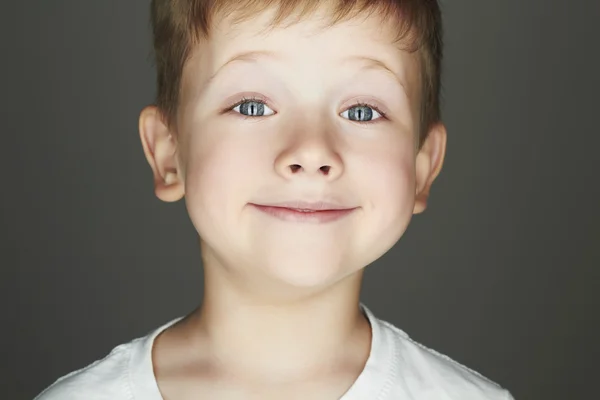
xmin=250 ymin=202 xmax=358 ymax=223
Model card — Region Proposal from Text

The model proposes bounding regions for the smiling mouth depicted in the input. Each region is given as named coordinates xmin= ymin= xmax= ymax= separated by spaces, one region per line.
xmin=249 ymin=202 xmax=358 ymax=223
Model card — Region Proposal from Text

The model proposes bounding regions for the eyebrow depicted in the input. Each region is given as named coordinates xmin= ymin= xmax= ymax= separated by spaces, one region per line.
xmin=206 ymin=50 xmax=281 ymax=86
xmin=342 ymin=55 xmax=408 ymax=93
xmin=206 ymin=50 xmax=408 ymax=94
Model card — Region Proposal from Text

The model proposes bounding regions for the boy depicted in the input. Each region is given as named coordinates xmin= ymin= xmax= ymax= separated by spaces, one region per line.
xmin=36 ymin=0 xmax=514 ymax=399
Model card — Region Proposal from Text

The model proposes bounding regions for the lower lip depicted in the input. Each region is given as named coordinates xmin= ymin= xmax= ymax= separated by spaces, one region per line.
xmin=251 ymin=205 xmax=357 ymax=223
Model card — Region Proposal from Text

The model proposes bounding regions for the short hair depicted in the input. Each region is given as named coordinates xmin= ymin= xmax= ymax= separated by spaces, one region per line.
xmin=150 ymin=0 xmax=443 ymax=145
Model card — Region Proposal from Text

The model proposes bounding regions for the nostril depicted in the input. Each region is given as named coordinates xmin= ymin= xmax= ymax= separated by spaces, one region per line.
xmin=288 ymin=164 xmax=331 ymax=174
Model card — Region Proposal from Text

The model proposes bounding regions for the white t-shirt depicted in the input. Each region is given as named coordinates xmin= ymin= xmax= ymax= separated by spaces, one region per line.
xmin=35 ymin=305 xmax=514 ymax=399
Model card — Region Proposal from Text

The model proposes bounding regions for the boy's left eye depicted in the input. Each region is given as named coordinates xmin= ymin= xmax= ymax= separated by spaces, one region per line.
xmin=340 ymin=104 xmax=383 ymax=122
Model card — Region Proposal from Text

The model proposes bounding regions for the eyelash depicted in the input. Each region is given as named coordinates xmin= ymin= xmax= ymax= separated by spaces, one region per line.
xmin=224 ymin=96 xmax=387 ymax=124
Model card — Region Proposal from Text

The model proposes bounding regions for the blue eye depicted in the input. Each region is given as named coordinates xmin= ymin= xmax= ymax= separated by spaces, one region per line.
xmin=231 ymin=99 xmax=275 ymax=117
xmin=340 ymin=104 xmax=384 ymax=122
xmin=227 ymin=97 xmax=385 ymax=123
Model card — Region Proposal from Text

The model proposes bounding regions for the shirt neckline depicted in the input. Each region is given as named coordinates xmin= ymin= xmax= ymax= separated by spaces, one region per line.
xmin=129 ymin=304 xmax=395 ymax=399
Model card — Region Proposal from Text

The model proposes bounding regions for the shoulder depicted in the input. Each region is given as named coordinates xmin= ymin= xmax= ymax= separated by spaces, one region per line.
xmin=34 ymin=340 xmax=138 ymax=400
xmin=376 ymin=317 xmax=514 ymax=399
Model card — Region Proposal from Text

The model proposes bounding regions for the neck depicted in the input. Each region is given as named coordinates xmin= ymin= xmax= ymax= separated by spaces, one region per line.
xmin=185 ymin=253 xmax=371 ymax=384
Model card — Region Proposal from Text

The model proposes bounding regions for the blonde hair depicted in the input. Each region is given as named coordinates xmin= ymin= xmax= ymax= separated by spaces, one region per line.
xmin=150 ymin=0 xmax=443 ymax=144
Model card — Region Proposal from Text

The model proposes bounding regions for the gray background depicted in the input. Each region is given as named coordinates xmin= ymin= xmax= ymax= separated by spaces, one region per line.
xmin=2 ymin=1 xmax=598 ymax=399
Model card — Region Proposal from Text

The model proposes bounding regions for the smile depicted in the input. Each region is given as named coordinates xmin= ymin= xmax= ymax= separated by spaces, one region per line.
xmin=249 ymin=202 xmax=358 ymax=223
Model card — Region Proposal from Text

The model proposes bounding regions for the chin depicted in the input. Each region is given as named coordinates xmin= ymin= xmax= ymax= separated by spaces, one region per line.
xmin=259 ymin=250 xmax=358 ymax=290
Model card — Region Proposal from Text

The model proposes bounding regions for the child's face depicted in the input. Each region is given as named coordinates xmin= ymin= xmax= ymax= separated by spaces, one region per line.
xmin=141 ymin=7 xmax=445 ymax=292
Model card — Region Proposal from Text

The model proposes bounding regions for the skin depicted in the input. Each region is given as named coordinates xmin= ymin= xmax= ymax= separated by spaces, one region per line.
xmin=139 ymin=5 xmax=446 ymax=399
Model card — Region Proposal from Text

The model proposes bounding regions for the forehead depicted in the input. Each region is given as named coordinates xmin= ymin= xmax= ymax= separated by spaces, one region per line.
xmin=181 ymin=6 xmax=421 ymax=104
xmin=215 ymin=5 xmax=394 ymax=41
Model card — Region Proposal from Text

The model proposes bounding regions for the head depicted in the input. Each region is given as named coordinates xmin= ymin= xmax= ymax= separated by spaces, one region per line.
xmin=139 ymin=0 xmax=446 ymax=298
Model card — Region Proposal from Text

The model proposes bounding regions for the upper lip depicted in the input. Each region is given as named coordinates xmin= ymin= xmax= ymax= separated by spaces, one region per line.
xmin=251 ymin=201 xmax=356 ymax=211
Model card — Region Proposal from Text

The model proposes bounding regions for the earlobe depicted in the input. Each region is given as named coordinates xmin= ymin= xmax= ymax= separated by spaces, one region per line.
xmin=413 ymin=123 xmax=447 ymax=214
xmin=139 ymin=106 xmax=185 ymax=202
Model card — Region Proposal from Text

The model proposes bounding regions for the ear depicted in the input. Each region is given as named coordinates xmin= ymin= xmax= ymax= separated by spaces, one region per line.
xmin=413 ymin=123 xmax=447 ymax=214
xmin=139 ymin=106 xmax=185 ymax=202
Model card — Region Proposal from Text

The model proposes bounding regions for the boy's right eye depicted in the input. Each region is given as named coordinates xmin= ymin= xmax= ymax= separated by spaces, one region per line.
xmin=231 ymin=99 xmax=275 ymax=117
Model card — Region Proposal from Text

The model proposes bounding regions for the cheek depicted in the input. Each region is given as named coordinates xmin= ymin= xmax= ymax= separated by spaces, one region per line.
xmin=356 ymin=137 xmax=416 ymax=241
xmin=359 ymin=135 xmax=416 ymax=207
xmin=181 ymin=127 xmax=265 ymax=235
xmin=377 ymin=152 xmax=415 ymax=207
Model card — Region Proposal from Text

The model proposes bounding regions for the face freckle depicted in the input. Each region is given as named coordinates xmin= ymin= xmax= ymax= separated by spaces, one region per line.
xmin=174 ymin=7 xmax=424 ymax=293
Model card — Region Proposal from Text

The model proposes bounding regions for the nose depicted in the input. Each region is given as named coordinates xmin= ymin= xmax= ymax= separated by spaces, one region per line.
xmin=274 ymin=134 xmax=344 ymax=181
